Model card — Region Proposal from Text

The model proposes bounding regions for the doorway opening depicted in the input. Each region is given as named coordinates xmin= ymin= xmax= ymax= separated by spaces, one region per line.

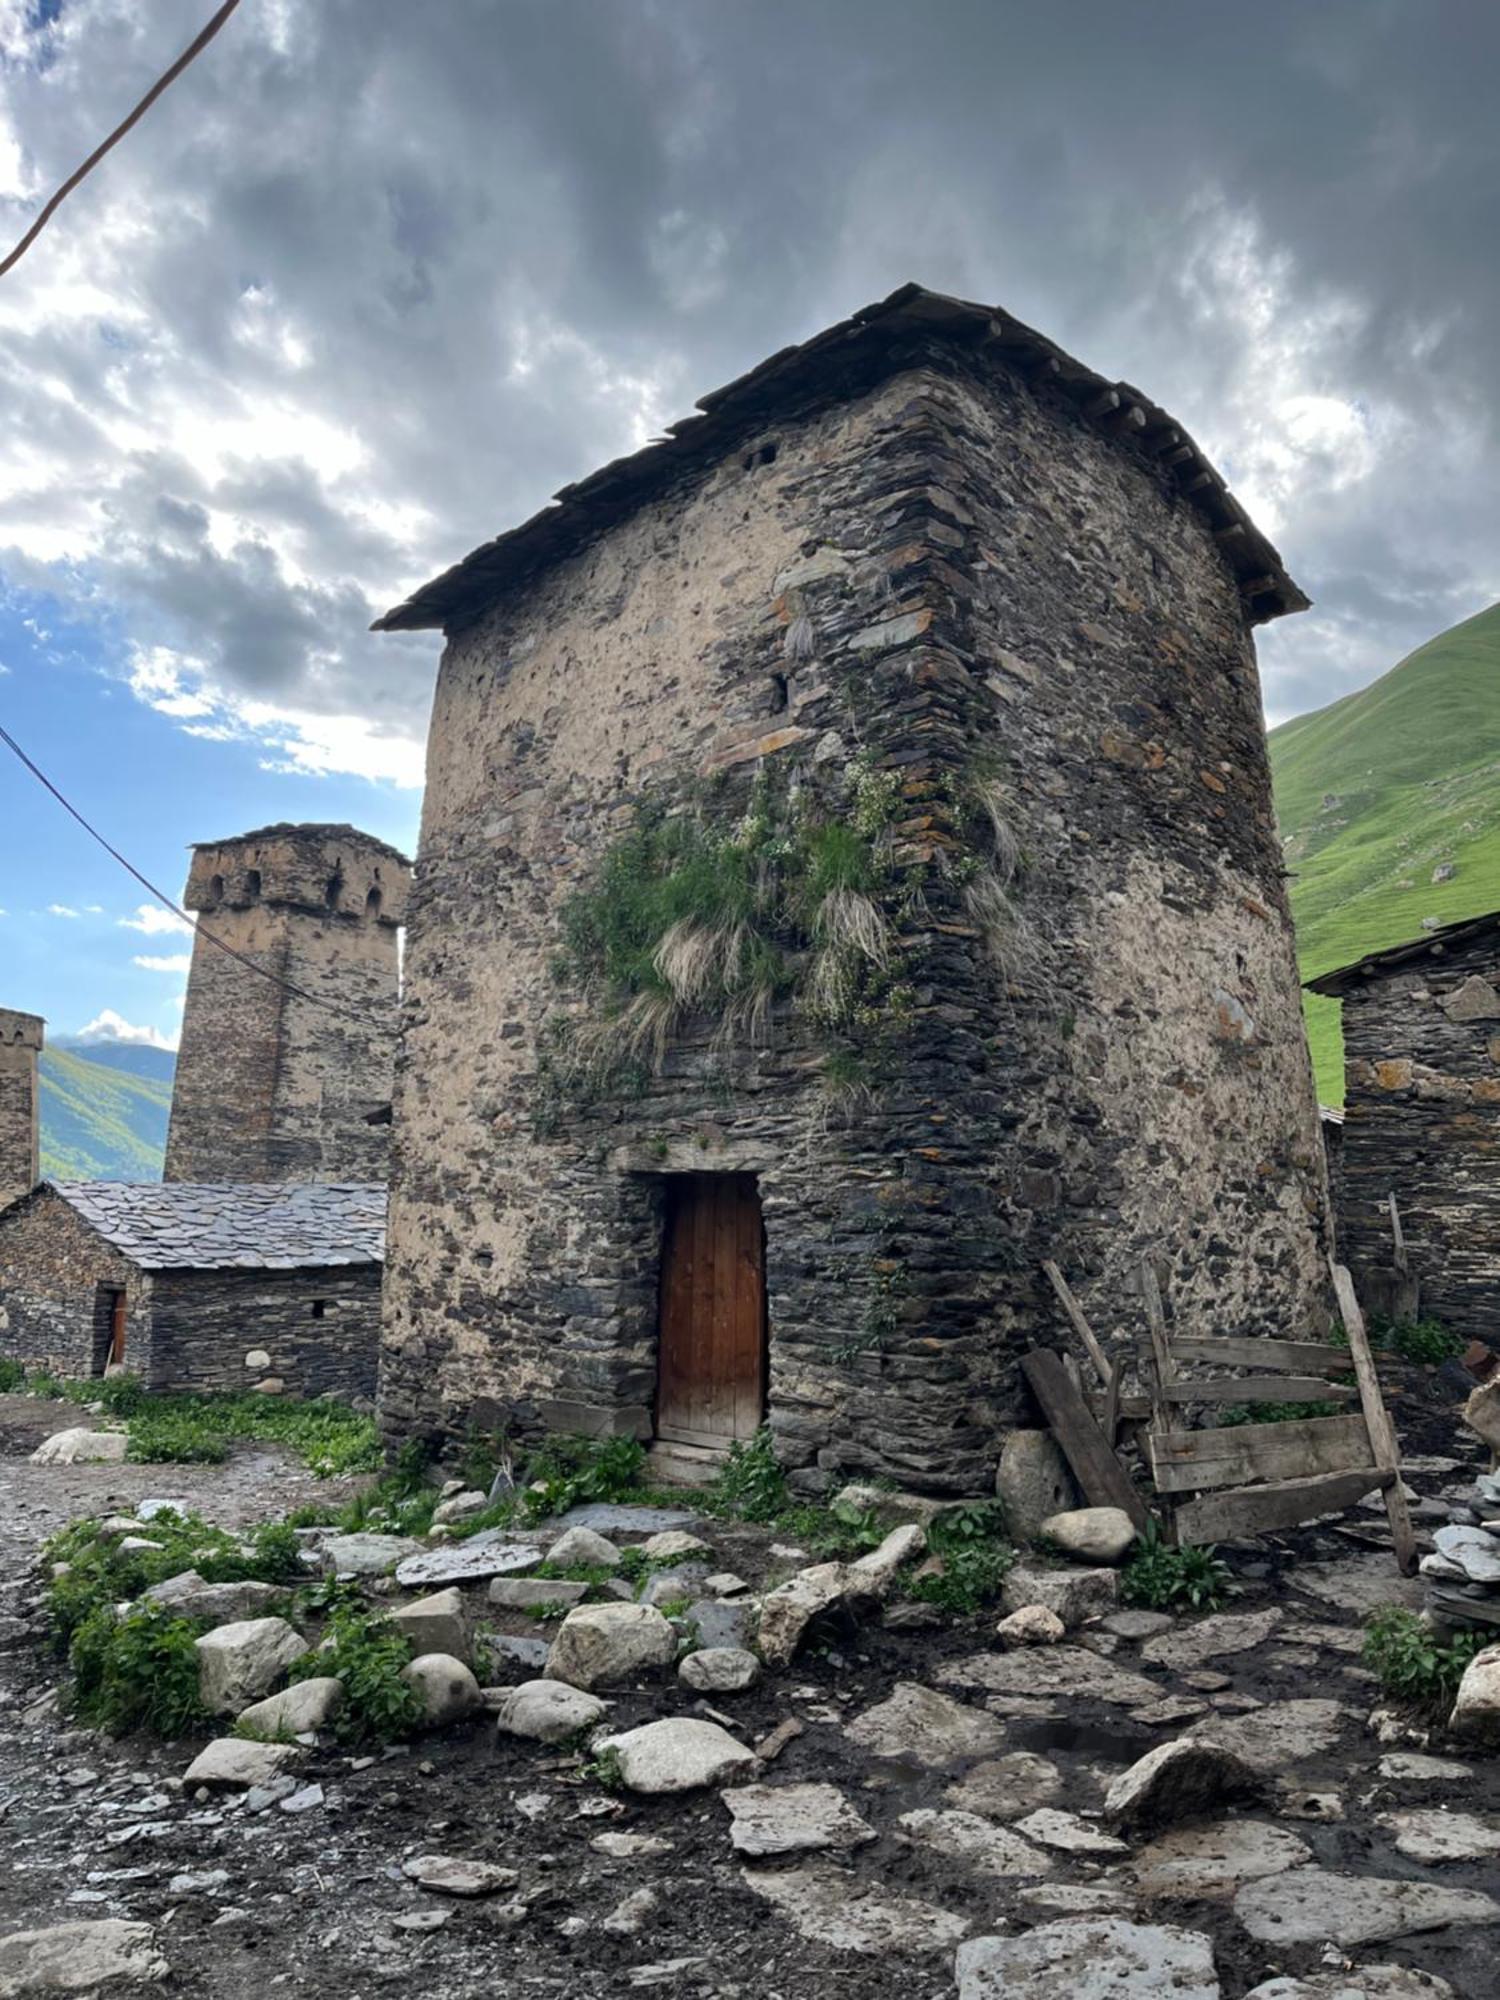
xmin=93 ymin=1285 xmax=127 ymax=1374
xmin=655 ymin=1173 xmax=767 ymax=1455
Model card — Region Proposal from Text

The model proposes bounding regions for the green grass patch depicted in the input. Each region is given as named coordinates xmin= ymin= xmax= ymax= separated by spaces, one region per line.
xmin=1363 ymin=1605 xmax=1491 ymax=1717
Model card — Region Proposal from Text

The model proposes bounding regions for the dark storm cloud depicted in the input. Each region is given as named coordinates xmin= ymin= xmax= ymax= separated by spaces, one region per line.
xmin=0 ymin=0 xmax=1495 ymax=773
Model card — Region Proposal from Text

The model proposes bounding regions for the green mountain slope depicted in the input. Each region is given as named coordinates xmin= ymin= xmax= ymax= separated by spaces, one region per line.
xmin=1269 ymin=601 xmax=1500 ymax=1102
xmin=38 ymin=1047 xmax=172 ymax=1182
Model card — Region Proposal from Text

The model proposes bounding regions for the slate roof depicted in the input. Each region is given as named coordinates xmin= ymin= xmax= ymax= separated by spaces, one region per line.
xmin=1305 ymin=909 xmax=1500 ymax=997
xmin=374 ymin=281 xmax=1307 ymax=636
xmin=41 ymin=1181 xmax=386 ymax=1271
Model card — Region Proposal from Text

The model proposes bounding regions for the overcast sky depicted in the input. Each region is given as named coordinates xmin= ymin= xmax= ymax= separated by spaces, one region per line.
xmin=0 ymin=0 xmax=1496 ymax=1039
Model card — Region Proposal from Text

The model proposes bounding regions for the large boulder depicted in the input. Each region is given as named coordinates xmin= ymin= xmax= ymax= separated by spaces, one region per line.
xmin=402 ymin=1653 xmax=482 ymax=1726
xmin=235 ymin=1677 xmax=344 ymax=1740
xmin=1449 ymin=1642 xmax=1500 ymax=1745
xmin=599 ymin=1718 xmax=757 ymax=1794
xmin=0 ymin=1919 xmax=168 ymax=1996
xmin=848 ymin=1524 xmax=927 ymax=1588
xmin=1041 ymin=1507 xmax=1137 ymax=1565
xmin=1103 ymin=1737 xmax=1263 ymax=1834
xmin=493 ymin=1679 xmax=607 ymax=1743
xmin=195 ymin=1617 xmax=308 ymax=1716
xmin=389 ymin=1587 xmax=467 ymax=1661
xmin=757 ymin=1561 xmax=882 ymax=1666
xmin=545 ymin=1525 xmax=621 ymax=1569
xmin=182 ymin=1738 xmax=305 ymax=1789
xmin=29 ymin=1428 xmax=126 ymax=1466
xmin=544 ymin=1602 xmax=677 ymax=1690
xmin=143 ymin=1570 xmax=284 ymax=1624
xmin=1244 ymin=1971 xmax=1454 ymax=2000
xmin=641 ymin=1529 xmax=712 ymax=1562
xmin=995 ymin=1604 xmax=1065 ymax=1648
xmin=995 ymin=1430 xmax=1079 ymax=1540
xmin=844 ymin=1682 xmax=1005 ymax=1767
xmin=721 ymin=1782 xmax=876 ymax=1856
xmin=679 ymin=1647 xmax=760 ymax=1693
xmin=320 ymin=1532 xmax=422 ymax=1577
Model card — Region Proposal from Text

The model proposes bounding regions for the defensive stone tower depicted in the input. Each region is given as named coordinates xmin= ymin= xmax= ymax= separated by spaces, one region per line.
xmin=0 ymin=1009 xmax=44 ymax=1212
xmin=164 ymin=824 xmax=410 ymax=1185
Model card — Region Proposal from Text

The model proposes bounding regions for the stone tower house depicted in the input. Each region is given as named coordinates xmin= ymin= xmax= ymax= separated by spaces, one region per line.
xmin=164 ymin=824 xmax=410 ymax=1185
xmin=0 ymin=1009 xmax=43 ymax=1211
xmin=374 ymin=285 xmax=1332 ymax=1493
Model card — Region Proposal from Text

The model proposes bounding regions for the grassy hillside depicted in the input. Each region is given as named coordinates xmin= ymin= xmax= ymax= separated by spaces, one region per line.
xmin=52 ymin=1036 xmax=178 ymax=1087
xmin=38 ymin=1047 xmax=172 ymax=1182
xmin=1269 ymin=601 xmax=1500 ymax=1102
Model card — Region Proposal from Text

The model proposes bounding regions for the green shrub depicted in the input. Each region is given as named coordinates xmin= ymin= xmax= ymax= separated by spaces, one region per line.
xmin=69 ymin=1602 xmax=210 ymax=1737
xmin=896 ymin=1501 xmax=1016 ymax=1615
xmin=517 ymin=1433 xmax=649 ymax=1523
xmin=1363 ymin=1605 xmax=1490 ymax=1714
xmin=43 ymin=1511 xmax=297 ymax=1652
xmin=1120 ymin=1526 xmax=1233 ymax=1612
xmin=710 ymin=1427 xmax=788 ymax=1523
xmin=29 ymin=1371 xmax=63 ymax=1400
xmin=0 ymin=1356 xmax=25 ymax=1393
xmin=1382 ymin=1318 xmax=1465 ymax=1366
xmin=289 ymin=1603 xmax=420 ymax=1744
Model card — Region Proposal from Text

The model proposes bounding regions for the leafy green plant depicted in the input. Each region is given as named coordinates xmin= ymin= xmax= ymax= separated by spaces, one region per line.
xmin=288 ymin=1602 xmax=420 ymax=1744
xmin=582 ymin=1744 xmax=625 ymax=1791
xmin=1381 ymin=1318 xmax=1465 ymax=1366
xmin=711 ymin=1426 xmax=789 ymax=1523
xmin=0 ymin=1356 xmax=25 ymax=1393
xmin=44 ymin=1511 xmax=299 ymax=1652
xmin=68 ymin=1602 xmax=210 ymax=1737
xmin=1120 ymin=1526 xmax=1233 ymax=1612
xmin=931 ymin=1500 xmax=1009 ymax=1550
xmin=1363 ymin=1606 xmax=1490 ymax=1715
xmin=901 ymin=1541 xmax=1015 ymax=1616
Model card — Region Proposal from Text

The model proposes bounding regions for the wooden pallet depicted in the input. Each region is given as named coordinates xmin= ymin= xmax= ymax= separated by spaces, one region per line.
xmin=1134 ymin=1257 xmax=1416 ymax=1572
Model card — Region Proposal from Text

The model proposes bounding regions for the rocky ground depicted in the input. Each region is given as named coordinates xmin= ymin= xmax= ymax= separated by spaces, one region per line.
xmin=2 ymin=1380 xmax=1499 ymax=1999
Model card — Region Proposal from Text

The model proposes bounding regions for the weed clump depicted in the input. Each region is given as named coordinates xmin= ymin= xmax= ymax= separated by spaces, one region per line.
xmin=287 ymin=1599 xmax=420 ymax=1744
xmin=1363 ymin=1605 xmax=1489 ymax=1716
xmin=1120 ymin=1525 xmax=1233 ymax=1612
xmin=69 ymin=1601 xmax=210 ymax=1738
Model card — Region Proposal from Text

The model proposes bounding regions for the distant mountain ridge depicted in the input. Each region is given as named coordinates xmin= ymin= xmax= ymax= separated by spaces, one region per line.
xmin=1269 ymin=600 xmax=1500 ymax=1102
xmin=38 ymin=1040 xmax=175 ymax=1183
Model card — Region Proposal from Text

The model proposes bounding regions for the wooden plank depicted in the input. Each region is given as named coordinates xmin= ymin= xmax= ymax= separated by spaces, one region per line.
xmin=1389 ymin=1193 xmax=1409 ymax=1277
xmin=1163 ymin=1376 xmax=1358 ymax=1407
xmin=656 ymin=1181 xmax=691 ymax=1442
xmin=1138 ymin=1262 xmax=1175 ymax=1436
xmin=1042 ymin=1261 xmax=1117 ymax=1389
xmin=1147 ymin=1412 xmax=1377 ymax=1494
xmin=1331 ymin=1258 xmax=1419 ymax=1576
xmin=1168 ymin=1335 xmax=1354 ymax=1372
xmin=1175 ymin=1467 xmax=1394 ymax=1543
xmin=1020 ymin=1348 xmax=1151 ymax=1533
xmin=734 ymin=1177 xmax=765 ymax=1439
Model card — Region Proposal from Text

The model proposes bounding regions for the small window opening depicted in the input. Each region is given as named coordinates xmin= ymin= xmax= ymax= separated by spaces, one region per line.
xmin=365 ymin=887 xmax=383 ymax=920
xmin=207 ymin=873 xmax=225 ymax=908
xmin=740 ymin=441 xmax=778 ymax=471
xmin=245 ymin=868 xmax=262 ymax=899
xmin=769 ymin=671 xmax=789 ymax=714
xmin=324 ymin=869 xmax=344 ymax=910
xmin=310 ymin=1299 xmax=327 ymax=1319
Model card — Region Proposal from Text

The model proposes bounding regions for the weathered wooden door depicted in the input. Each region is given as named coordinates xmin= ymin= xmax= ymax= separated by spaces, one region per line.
xmin=656 ymin=1175 xmax=766 ymax=1448
xmin=107 ymin=1289 xmax=127 ymax=1369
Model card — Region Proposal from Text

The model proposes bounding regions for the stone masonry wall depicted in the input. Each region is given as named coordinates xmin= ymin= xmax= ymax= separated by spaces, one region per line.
xmin=147 ymin=1265 xmax=381 ymax=1400
xmin=0 ymin=1190 xmax=150 ymax=1377
xmin=382 ymin=345 xmax=1331 ymax=1492
xmin=165 ymin=826 xmax=408 ymax=1184
xmin=1338 ymin=934 xmax=1500 ymax=1336
xmin=0 ymin=1010 xmax=43 ymax=1214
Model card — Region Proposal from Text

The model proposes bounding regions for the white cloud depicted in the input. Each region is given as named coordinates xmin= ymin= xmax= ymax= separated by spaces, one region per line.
xmin=119 ymin=903 xmax=193 ymax=937
xmin=132 ymin=952 xmax=192 ymax=974
xmin=75 ymin=1009 xmax=178 ymax=1050
xmin=47 ymin=903 xmax=79 ymax=917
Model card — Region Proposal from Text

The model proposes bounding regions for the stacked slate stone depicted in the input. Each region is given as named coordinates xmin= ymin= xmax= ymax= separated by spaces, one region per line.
xmin=1422 ymin=1467 xmax=1500 ymax=1633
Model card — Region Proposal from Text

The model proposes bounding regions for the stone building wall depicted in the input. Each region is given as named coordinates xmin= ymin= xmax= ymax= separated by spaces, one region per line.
xmin=1335 ymin=933 xmax=1500 ymax=1335
xmin=382 ymin=346 xmax=1330 ymax=1492
xmin=0 ymin=1189 xmax=150 ymax=1377
xmin=0 ymin=1009 xmax=43 ymax=1213
xmin=165 ymin=825 xmax=409 ymax=1184
xmin=147 ymin=1265 xmax=381 ymax=1400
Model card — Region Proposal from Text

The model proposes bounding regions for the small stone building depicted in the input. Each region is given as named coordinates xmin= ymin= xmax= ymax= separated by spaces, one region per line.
xmin=0 ymin=1180 xmax=384 ymax=1396
xmin=374 ymin=284 xmax=1333 ymax=1492
xmin=165 ymin=823 xmax=410 ymax=1184
xmin=1308 ymin=910 xmax=1500 ymax=1337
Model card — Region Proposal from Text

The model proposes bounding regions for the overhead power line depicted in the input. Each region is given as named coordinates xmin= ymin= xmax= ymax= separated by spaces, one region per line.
xmin=0 ymin=0 xmax=244 ymax=281
xmin=0 ymin=718 xmax=388 ymax=1031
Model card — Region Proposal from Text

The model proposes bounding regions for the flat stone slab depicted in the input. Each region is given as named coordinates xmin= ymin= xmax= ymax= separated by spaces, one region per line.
xmin=320 ymin=1533 xmax=422 ymax=1577
xmin=898 ymin=1808 xmax=1053 ymax=1878
xmin=402 ymin=1854 xmax=519 ymax=1898
xmin=1133 ymin=1821 xmax=1311 ymax=1900
xmin=945 ymin=1752 xmax=1062 ymax=1821
xmin=0 ymin=1918 xmax=169 ymax=1994
xmin=1243 ymin=1970 xmax=1456 ymax=2000
xmin=29 ymin=1427 xmax=127 ymax=1465
xmin=1101 ymin=1609 xmax=1174 ymax=1640
xmin=721 ymin=1782 xmax=876 ymax=1856
xmin=938 ymin=1646 xmax=1160 ymax=1708
xmin=1376 ymin=1753 xmax=1473 ymax=1782
xmin=844 ymin=1681 xmax=1005 ymax=1767
xmin=742 ymin=1861 xmax=968 ymax=1955
xmin=956 ymin=1918 xmax=1220 ymax=2000
xmin=481 ymin=1632 xmax=549 ymax=1672
xmin=601 ymin=1718 xmax=756 ymax=1794
xmin=395 ymin=1536 xmax=540 ymax=1589
xmin=1291 ymin=1557 xmax=1422 ymax=1616
xmin=1141 ymin=1608 xmax=1282 ymax=1670
xmin=1019 ymin=1883 xmax=1135 ymax=1918
xmin=1235 ymin=1866 xmax=1500 ymax=1945
xmin=1015 ymin=1807 xmax=1128 ymax=1857
xmin=544 ymin=1503 xmax=701 ymax=1535
xmin=1190 ymin=1699 xmax=1349 ymax=1773
xmin=182 ymin=1739 xmax=304 ymax=1790
xmin=1378 ymin=1808 xmax=1500 ymax=1863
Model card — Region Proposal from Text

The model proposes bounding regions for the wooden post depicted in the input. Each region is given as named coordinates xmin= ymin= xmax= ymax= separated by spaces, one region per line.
xmin=1330 ymin=1258 xmax=1418 ymax=1575
xmin=1135 ymin=1260 xmax=1178 ymax=1541
xmin=1042 ymin=1260 xmax=1120 ymax=1442
xmin=1020 ymin=1349 xmax=1151 ymax=1534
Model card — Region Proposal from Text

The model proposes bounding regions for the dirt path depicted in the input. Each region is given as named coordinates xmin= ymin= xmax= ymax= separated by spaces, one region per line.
xmin=1 ymin=1382 xmax=1498 ymax=1998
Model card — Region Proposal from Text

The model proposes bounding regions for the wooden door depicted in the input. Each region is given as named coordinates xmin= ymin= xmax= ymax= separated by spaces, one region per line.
xmin=107 ymin=1290 xmax=127 ymax=1369
xmin=656 ymin=1175 xmax=766 ymax=1448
